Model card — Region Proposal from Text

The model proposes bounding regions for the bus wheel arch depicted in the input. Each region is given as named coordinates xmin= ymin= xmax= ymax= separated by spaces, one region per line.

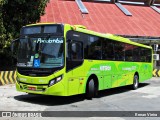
xmin=85 ymin=74 xmax=99 ymax=99
xmin=132 ymin=72 xmax=139 ymax=90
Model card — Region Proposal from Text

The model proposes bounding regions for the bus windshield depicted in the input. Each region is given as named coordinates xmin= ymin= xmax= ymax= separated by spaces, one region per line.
xmin=17 ymin=36 xmax=64 ymax=68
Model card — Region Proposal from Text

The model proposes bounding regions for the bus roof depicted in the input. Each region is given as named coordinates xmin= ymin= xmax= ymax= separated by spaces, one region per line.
xmin=71 ymin=24 xmax=152 ymax=49
xmin=24 ymin=23 xmax=152 ymax=49
xmin=25 ymin=22 xmax=61 ymax=27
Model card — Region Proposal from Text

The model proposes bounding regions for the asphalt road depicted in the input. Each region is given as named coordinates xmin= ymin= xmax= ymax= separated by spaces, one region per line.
xmin=0 ymin=77 xmax=160 ymax=120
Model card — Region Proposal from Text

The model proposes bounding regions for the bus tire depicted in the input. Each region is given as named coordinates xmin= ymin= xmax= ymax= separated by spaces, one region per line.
xmin=132 ymin=74 xmax=139 ymax=90
xmin=86 ymin=78 xmax=96 ymax=99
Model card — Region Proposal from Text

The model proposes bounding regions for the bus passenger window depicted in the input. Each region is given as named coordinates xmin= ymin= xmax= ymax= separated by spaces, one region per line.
xmin=71 ymin=42 xmax=83 ymax=60
xmin=88 ymin=36 xmax=102 ymax=60
xmin=114 ymin=42 xmax=125 ymax=61
xmin=102 ymin=39 xmax=115 ymax=60
xmin=124 ymin=44 xmax=133 ymax=61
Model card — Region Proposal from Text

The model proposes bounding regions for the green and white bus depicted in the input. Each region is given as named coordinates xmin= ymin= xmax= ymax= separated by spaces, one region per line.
xmin=11 ymin=23 xmax=153 ymax=98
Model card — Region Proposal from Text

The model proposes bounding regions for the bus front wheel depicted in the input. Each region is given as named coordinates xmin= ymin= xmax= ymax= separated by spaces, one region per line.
xmin=132 ymin=74 xmax=139 ymax=90
xmin=86 ymin=78 xmax=97 ymax=99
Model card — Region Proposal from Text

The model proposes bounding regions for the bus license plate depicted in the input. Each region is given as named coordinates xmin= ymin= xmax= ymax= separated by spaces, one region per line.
xmin=28 ymin=86 xmax=36 ymax=91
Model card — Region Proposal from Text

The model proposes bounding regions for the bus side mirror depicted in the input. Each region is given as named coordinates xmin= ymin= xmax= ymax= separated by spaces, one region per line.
xmin=11 ymin=39 xmax=19 ymax=58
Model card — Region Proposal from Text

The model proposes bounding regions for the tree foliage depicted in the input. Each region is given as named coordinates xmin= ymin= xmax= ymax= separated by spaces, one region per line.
xmin=0 ymin=0 xmax=49 ymax=69
xmin=2 ymin=0 xmax=49 ymax=39
xmin=0 ymin=0 xmax=6 ymax=52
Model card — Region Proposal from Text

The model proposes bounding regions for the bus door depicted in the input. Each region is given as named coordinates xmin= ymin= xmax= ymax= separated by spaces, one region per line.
xmin=66 ymin=40 xmax=84 ymax=95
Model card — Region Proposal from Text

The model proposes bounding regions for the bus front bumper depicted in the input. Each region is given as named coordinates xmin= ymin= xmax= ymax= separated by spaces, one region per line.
xmin=16 ymin=81 xmax=66 ymax=96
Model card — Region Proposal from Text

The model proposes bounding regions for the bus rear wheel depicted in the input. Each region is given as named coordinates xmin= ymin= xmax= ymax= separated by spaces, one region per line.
xmin=86 ymin=78 xmax=97 ymax=99
xmin=132 ymin=74 xmax=139 ymax=90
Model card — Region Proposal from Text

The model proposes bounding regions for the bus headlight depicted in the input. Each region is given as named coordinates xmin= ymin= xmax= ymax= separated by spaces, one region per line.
xmin=49 ymin=75 xmax=63 ymax=87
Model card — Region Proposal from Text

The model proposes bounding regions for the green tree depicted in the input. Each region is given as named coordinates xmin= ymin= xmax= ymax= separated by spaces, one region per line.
xmin=0 ymin=0 xmax=49 ymax=70
xmin=2 ymin=0 xmax=49 ymax=40
xmin=0 ymin=0 xmax=6 ymax=53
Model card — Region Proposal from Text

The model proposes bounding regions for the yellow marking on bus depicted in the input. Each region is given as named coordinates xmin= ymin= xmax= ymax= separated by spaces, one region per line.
xmin=118 ymin=78 xmax=127 ymax=86
xmin=112 ymin=77 xmax=118 ymax=88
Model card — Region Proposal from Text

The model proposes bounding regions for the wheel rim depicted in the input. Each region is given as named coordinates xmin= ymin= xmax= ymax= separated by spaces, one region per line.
xmin=134 ymin=76 xmax=138 ymax=88
xmin=86 ymin=79 xmax=95 ymax=98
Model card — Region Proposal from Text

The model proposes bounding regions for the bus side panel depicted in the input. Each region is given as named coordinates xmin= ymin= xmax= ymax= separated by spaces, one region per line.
xmin=116 ymin=62 xmax=143 ymax=87
xmin=102 ymin=62 xmax=116 ymax=89
xmin=125 ymin=62 xmax=140 ymax=85
xmin=66 ymin=62 xmax=152 ymax=96
xmin=66 ymin=60 xmax=104 ymax=95
xmin=116 ymin=62 xmax=128 ymax=87
xmin=139 ymin=63 xmax=152 ymax=82
xmin=85 ymin=60 xmax=104 ymax=91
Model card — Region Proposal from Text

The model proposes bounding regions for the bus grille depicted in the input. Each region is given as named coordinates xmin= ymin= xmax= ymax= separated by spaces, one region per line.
xmin=17 ymin=68 xmax=53 ymax=77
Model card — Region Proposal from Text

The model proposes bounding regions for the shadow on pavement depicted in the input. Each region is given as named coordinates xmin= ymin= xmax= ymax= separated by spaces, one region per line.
xmin=14 ymin=94 xmax=86 ymax=106
xmin=97 ymin=83 xmax=150 ymax=98
xmin=14 ymin=83 xmax=150 ymax=106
